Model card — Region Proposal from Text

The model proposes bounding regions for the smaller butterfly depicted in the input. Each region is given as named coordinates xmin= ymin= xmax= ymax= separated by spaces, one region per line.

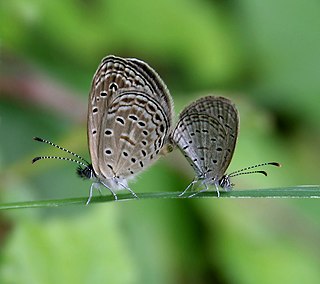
xmin=171 ymin=96 xmax=281 ymax=197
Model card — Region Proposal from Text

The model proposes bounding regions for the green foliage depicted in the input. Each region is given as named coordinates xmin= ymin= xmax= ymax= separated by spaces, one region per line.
xmin=1 ymin=0 xmax=320 ymax=283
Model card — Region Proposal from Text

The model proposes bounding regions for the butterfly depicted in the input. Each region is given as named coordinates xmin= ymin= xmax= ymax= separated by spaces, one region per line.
xmin=171 ymin=96 xmax=280 ymax=197
xmin=33 ymin=55 xmax=174 ymax=204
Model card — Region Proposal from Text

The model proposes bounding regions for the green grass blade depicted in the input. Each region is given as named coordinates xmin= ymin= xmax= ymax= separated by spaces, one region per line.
xmin=0 ymin=185 xmax=319 ymax=210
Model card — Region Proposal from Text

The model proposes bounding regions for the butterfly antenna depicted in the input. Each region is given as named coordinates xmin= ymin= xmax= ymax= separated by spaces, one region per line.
xmin=228 ymin=162 xmax=281 ymax=178
xmin=33 ymin=137 xmax=90 ymax=164
xmin=32 ymin=156 xmax=88 ymax=167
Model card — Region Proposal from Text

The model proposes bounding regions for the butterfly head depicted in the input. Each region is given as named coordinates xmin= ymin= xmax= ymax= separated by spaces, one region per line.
xmin=76 ymin=164 xmax=96 ymax=180
xmin=218 ymin=175 xmax=233 ymax=190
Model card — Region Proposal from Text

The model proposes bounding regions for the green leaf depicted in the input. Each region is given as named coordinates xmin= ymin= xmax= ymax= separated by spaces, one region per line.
xmin=1 ymin=185 xmax=319 ymax=210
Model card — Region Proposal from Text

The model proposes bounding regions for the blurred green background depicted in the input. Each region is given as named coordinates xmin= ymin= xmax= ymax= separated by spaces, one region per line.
xmin=1 ymin=0 xmax=320 ymax=283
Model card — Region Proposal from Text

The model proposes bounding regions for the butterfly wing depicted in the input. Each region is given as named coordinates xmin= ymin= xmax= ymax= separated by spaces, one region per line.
xmin=88 ymin=56 xmax=137 ymax=172
xmin=97 ymin=91 xmax=170 ymax=182
xmin=172 ymin=112 xmax=228 ymax=179
xmin=127 ymin=57 xmax=173 ymax=119
xmin=172 ymin=96 xmax=239 ymax=182
xmin=87 ymin=55 xmax=173 ymax=184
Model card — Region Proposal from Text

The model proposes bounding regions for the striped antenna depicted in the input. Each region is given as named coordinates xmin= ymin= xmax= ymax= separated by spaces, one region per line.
xmin=32 ymin=137 xmax=95 ymax=183
xmin=32 ymin=155 xmax=88 ymax=167
xmin=228 ymin=162 xmax=281 ymax=178
xmin=32 ymin=137 xmax=90 ymax=165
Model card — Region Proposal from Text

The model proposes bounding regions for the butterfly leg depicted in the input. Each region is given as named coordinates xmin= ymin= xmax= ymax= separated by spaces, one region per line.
xmin=108 ymin=187 xmax=118 ymax=201
xmin=188 ymin=180 xmax=209 ymax=198
xmin=178 ymin=178 xmax=197 ymax=197
xmin=86 ymin=183 xmax=98 ymax=205
xmin=100 ymin=181 xmax=118 ymax=201
xmin=118 ymin=182 xmax=139 ymax=199
xmin=188 ymin=181 xmax=221 ymax=198
xmin=97 ymin=187 xmax=103 ymax=196
xmin=127 ymin=188 xmax=139 ymax=199
xmin=188 ymin=188 xmax=206 ymax=198
xmin=86 ymin=183 xmax=109 ymax=205
xmin=214 ymin=180 xmax=221 ymax=198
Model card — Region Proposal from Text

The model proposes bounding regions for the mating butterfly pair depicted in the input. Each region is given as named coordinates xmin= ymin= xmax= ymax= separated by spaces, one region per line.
xmin=33 ymin=55 xmax=280 ymax=204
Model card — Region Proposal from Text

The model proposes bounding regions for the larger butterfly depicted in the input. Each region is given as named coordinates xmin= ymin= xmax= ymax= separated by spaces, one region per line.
xmin=33 ymin=55 xmax=174 ymax=204
xmin=171 ymin=96 xmax=280 ymax=197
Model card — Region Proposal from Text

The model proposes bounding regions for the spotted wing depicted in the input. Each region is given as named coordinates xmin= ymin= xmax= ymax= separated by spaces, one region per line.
xmin=127 ymin=57 xmax=173 ymax=120
xmin=172 ymin=112 xmax=228 ymax=180
xmin=172 ymin=96 xmax=239 ymax=181
xmin=96 ymin=91 xmax=170 ymax=180
xmin=87 ymin=55 xmax=173 ymax=178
